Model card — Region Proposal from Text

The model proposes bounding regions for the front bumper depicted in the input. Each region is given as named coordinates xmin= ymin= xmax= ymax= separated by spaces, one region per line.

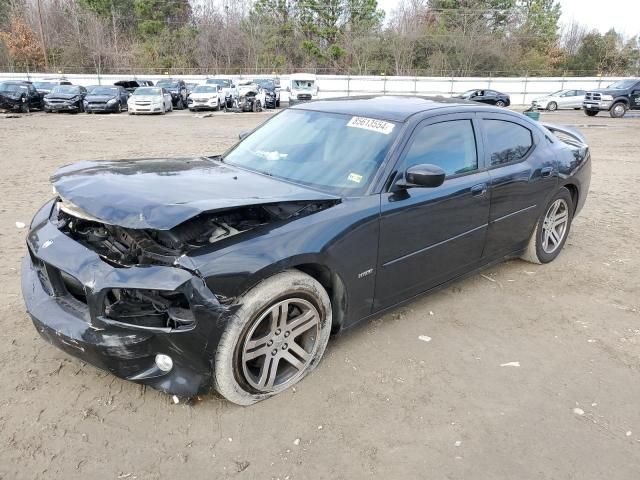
xmin=21 ymin=202 xmax=232 ymax=396
xmin=45 ymin=102 xmax=81 ymax=112
xmin=583 ymin=100 xmax=612 ymax=111
xmin=85 ymin=102 xmax=119 ymax=113
xmin=0 ymin=97 xmax=22 ymax=111
xmin=129 ymin=104 xmax=164 ymax=114
xmin=188 ymin=99 xmax=219 ymax=110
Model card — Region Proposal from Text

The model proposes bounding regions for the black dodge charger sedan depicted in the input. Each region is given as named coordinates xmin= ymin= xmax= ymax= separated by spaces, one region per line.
xmin=454 ymin=89 xmax=511 ymax=107
xmin=22 ymin=96 xmax=590 ymax=405
xmin=84 ymin=85 xmax=129 ymax=113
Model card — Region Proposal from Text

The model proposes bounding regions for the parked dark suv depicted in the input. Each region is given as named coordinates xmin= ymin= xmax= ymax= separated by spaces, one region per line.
xmin=114 ymin=80 xmax=154 ymax=93
xmin=583 ymin=78 xmax=640 ymax=117
xmin=156 ymin=79 xmax=188 ymax=109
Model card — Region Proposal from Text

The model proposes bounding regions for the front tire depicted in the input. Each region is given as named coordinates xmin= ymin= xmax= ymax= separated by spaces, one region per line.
xmin=214 ymin=270 xmax=332 ymax=406
xmin=610 ymin=102 xmax=627 ymax=118
xmin=547 ymin=101 xmax=557 ymax=111
xmin=521 ymin=188 xmax=573 ymax=264
xmin=584 ymin=109 xmax=598 ymax=116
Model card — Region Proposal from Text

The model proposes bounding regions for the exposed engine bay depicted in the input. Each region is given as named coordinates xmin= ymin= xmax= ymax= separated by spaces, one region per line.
xmin=53 ymin=198 xmax=335 ymax=267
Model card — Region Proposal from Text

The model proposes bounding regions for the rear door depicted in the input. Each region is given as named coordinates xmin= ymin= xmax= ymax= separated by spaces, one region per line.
xmin=558 ymin=90 xmax=575 ymax=108
xmin=375 ymin=113 xmax=490 ymax=309
xmin=480 ymin=113 xmax=557 ymax=258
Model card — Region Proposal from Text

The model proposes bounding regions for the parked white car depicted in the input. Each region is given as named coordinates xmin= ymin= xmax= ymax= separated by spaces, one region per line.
xmin=127 ymin=87 xmax=173 ymax=114
xmin=187 ymin=84 xmax=225 ymax=111
xmin=205 ymin=78 xmax=238 ymax=108
xmin=531 ymin=89 xmax=586 ymax=111
xmin=287 ymin=73 xmax=319 ymax=105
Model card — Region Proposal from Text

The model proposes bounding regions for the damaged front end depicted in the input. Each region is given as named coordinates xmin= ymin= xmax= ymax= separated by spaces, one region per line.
xmin=22 ymin=189 xmax=337 ymax=396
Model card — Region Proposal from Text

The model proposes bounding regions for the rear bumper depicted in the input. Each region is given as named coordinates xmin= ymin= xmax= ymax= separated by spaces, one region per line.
xmin=21 ymin=202 xmax=233 ymax=396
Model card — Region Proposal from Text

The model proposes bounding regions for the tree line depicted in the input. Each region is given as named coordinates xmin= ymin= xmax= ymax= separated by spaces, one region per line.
xmin=0 ymin=0 xmax=638 ymax=77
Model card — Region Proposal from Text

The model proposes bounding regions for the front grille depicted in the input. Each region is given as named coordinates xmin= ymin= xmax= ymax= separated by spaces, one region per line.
xmin=585 ymin=92 xmax=601 ymax=101
xmin=297 ymin=94 xmax=312 ymax=100
xmin=88 ymin=101 xmax=107 ymax=106
xmin=135 ymin=101 xmax=151 ymax=106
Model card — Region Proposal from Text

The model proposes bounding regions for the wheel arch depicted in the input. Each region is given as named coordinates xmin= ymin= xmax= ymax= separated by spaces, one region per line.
xmin=561 ymin=182 xmax=579 ymax=213
xmin=294 ymin=262 xmax=347 ymax=333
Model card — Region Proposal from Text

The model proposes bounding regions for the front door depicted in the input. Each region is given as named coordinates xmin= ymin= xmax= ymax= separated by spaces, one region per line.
xmin=630 ymin=84 xmax=640 ymax=110
xmin=375 ymin=114 xmax=490 ymax=309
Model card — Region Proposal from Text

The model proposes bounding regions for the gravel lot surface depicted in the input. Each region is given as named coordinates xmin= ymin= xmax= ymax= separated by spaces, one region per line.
xmin=0 ymin=108 xmax=639 ymax=479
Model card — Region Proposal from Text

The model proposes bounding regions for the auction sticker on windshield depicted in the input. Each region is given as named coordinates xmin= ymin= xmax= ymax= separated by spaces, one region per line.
xmin=347 ymin=116 xmax=395 ymax=135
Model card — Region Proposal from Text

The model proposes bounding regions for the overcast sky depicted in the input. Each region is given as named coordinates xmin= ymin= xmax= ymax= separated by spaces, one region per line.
xmin=376 ymin=0 xmax=640 ymax=37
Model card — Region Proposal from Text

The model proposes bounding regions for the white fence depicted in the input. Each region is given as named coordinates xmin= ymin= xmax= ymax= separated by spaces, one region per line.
xmin=0 ymin=72 xmax=627 ymax=105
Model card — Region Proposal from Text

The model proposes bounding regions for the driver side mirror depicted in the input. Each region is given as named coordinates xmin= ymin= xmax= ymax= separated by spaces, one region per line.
xmin=238 ymin=131 xmax=250 ymax=140
xmin=399 ymin=164 xmax=445 ymax=189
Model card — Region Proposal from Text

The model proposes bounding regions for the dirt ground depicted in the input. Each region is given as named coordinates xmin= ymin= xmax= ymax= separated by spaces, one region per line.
xmin=0 ymin=108 xmax=639 ymax=480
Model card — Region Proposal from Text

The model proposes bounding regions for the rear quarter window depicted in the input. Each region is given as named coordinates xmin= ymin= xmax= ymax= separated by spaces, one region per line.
xmin=484 ymin=119 xmax=533 ymax=166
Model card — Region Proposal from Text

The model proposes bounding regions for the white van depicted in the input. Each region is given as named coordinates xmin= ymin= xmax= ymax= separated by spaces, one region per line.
xmin=287 ymin=73 xmax=319 ymax=105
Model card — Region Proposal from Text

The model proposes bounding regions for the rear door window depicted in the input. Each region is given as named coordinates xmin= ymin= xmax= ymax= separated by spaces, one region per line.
xmin=484 ymin=120 xmax=533 ymax=166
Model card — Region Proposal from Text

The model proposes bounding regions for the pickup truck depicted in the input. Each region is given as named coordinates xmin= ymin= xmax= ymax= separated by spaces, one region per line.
xmin=583 ymin=78 xmax=640 ymax=117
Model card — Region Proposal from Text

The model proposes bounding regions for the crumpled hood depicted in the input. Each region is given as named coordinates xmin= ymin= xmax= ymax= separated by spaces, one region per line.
xmin=46 ymin=93 xmax=80 ymax=101
xmin=51 ymin=157 xmax=339 ymax=230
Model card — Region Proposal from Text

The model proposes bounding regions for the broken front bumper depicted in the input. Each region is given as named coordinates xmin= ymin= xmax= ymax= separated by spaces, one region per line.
xmin=21 ymin=201 xmax=232 ymax=396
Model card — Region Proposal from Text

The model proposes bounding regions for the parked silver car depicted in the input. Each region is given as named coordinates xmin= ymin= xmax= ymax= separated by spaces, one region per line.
xmin=127 ymin=87 xmax=173 ymax=114
xmin=531 ymin=89 xmax=586 ymax=111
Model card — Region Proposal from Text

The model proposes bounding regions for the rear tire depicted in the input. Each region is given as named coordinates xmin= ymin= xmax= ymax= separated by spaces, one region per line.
xmin=521 ymin=188 xmax=574 ymax=264
xmin=495 ymin=100 xmax=506 ymax=107
xmin=214 ymin=270 xmax=332 ymax=406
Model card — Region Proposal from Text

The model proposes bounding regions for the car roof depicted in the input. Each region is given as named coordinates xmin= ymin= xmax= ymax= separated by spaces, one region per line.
xmin=292 ymin=95 xmax=478 ymax=122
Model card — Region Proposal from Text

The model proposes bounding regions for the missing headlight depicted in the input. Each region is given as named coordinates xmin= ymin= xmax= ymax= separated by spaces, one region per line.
xmin=103 ymin=288 xmax=195 ymax=331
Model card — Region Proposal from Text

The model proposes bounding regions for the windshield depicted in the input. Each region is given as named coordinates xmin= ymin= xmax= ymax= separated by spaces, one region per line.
xmin=156 ymin=80 xmax=178 ymax=88
xmin=32 ymin=81 xmax=56 ymax=90
xmin=193 ymin=85 xmax=217 ymax=93
xmin=134 ymin=87 xmax=162 ymax=96
xmin=292 ymin=80 xmax=315 ymax=90
xmin=51 ymin=85 xmax=81 ymax=94
xmin=549 ymin=90 xmax=564 ymax=96
xmin=206 ymin=79 xmax=231 ymax=87
xmin=0 ymin=83 xmax=25 ymax=93
xmin=223 ymin=109 xmax=399 ymax=195
xmin=254 ymin=79 xmax=274 ymax=89
xmin=90 ymin=87 xmax=118 ymax=96
xmin=607 ymin=79 xmax=638 ymax=89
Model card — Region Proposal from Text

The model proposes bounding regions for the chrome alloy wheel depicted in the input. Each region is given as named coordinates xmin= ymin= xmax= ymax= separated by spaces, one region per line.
xmin=541 ymin=199 xmax=569 ymax=254
xmin=240 ymin=298 xmax=320 ymax=392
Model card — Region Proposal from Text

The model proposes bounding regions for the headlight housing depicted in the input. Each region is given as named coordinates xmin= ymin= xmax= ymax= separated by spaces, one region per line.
xmin=107 ymin=98 xmax=117 ymax=105
xmin=600 ymin=94 xmax=613 ymax=101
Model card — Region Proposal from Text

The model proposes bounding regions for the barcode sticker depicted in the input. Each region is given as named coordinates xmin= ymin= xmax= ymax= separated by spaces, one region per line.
xmin=347 ymin=116 xmax=395 ymax=135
